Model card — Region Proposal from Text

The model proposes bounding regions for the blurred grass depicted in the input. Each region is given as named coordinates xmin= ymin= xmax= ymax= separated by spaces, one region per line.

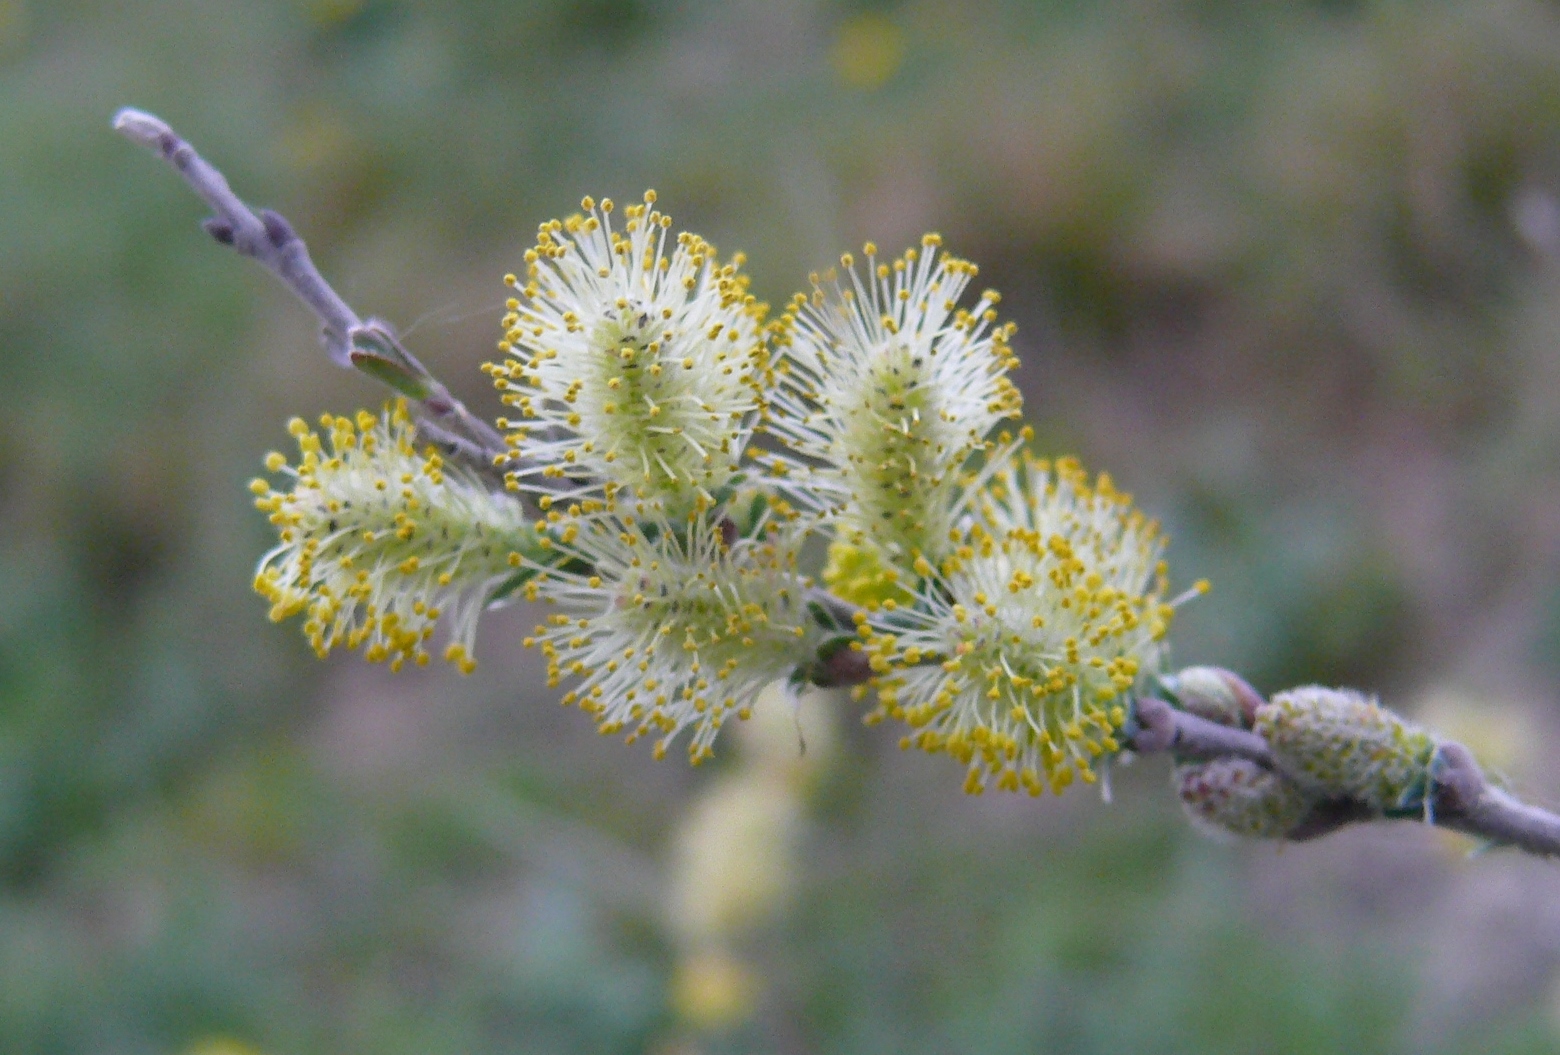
xmin=6 ymin=0 xmax=1560 ymax=1051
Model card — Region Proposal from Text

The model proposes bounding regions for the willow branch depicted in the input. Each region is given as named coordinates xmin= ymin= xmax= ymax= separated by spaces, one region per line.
xmin=112 ymin=107 xmax=508 ymax=475
xmin=113 ymin=108 xmax=359 ymax=363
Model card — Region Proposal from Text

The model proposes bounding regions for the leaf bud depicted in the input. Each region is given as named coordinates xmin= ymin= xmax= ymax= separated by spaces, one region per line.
xmin=1162 ymin=665 xmax=1263 ymax=729
xmin=1176 ymin=757 xmax=1315 ymax=840
xmin=1255 ymin=686 xmax=1436 ymax=813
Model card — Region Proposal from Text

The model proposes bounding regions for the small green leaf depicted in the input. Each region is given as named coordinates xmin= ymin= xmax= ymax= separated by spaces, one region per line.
xmin=349 ymin=323 xmax=434 ymax=401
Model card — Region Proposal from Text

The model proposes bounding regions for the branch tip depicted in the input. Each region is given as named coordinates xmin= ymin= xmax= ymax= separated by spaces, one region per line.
xmin=111 ymin=107 xmax=173 ymax=151
xmin=111 ymin=104 xmax=513 ymax=482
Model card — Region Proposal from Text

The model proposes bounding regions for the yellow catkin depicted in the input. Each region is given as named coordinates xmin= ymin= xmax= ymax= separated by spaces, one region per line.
xmin=485 ymin=191 xmax=771 ymax=517
xmin=868 ymin=453 xmax=1185 ymax=797
xmin=252 ymin=401 xmax=534 ymax=673
xmin=764 ymin=235 xmax=1023 ymax=567
xmin=520 ymin=507 xmax=821 ymax=763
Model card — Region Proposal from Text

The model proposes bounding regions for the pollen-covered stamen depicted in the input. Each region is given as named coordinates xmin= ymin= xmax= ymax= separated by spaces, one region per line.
xmin=519 ymin=510 xmax=821 ymax=764
xmin=486 ymin=191 xmax=773 ymax=515
xmin=866 ymin=453 xmax=1199 ymax=796
xmin=764 ymin=235 xmax=1024 ymax=565
xmin=250 ymin=401 xmax=534 ymax=673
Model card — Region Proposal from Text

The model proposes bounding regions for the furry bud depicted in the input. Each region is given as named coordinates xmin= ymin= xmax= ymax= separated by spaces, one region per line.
xmin=1176 ymin=757 xmax=1316 ymax=839
xmin=1255 ymin=687 xmax=1436 ymax=812
xmin=1162 ymin=665 xmax=1262 ymax=729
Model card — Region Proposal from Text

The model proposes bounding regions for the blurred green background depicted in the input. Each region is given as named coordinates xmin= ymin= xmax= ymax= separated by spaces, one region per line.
xmin=6 ymin=0 xmax=1560 ymax=1051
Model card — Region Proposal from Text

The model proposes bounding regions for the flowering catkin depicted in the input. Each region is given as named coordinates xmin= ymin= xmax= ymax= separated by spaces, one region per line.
xmin=251 ymin=402 xmax=533 ymax=673
xmin=487 ymin=192 xmax=772 ymax=516
xmin=519 ymin=507 xmax=822 ymax=763
xmin=764 ymin=236 xmax=1023 ymax=569
xmin=866 ymin=453 xmax=1191 ymax=795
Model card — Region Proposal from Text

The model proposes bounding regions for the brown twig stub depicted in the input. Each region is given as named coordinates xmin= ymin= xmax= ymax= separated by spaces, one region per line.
xmin=351 ymin=322 xmax=509 ymax=462
xmin=816 ymin=646 xmax=873 ymax=688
